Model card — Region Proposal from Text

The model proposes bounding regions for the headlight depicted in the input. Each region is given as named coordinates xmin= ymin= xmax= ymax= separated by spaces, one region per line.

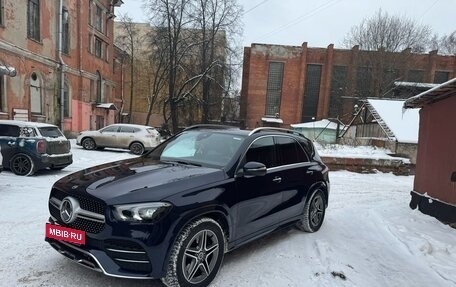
xmin=113 ymin=202 xmax=172 ymax=223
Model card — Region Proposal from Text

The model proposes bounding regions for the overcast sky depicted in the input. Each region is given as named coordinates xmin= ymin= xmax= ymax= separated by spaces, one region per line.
xmin=116 ymin=0 xmax=455 ymax=48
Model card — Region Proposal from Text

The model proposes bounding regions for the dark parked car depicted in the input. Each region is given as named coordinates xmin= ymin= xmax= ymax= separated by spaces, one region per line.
xmin=0 ymin=120 xmax=72 ymax=175
xmin=45 ymin=125 xmax=329 ymax=286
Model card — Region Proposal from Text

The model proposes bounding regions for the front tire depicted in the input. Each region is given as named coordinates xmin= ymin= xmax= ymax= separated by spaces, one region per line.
xmin=296 ymin=189 xmax=326 ymax=232
xmin=81 ymin=138 xmax=96 ymax=150
xmin=162 ymin=218 xmax=225 ymax=287
xmin=10 ymin=154 xmax=35 ymax=176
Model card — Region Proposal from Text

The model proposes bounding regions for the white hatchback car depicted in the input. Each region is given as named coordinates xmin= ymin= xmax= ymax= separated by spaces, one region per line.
xmin=76 ymin=124 xmax=161 ymax=155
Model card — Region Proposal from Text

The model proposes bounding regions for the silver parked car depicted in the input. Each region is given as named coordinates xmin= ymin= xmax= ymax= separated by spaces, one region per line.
xmin=76 ymin=124 xmax=161 ymax=155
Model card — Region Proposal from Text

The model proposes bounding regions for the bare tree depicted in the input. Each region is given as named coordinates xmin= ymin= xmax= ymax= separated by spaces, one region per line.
xmin=115 ymin=14 xmax=143 ymax=123
xmin=144 ymin=28 xmax=169 ymax=125
xmin=192 ymin=0 xmax=242 ymax=123
xmin=343 ymin=9 xmax=432 ymax=53
xmin=144 ymin=0 xmax=243 ymax=132
xmin=343 ymin=9 xmax=434 ymax=99
xmin=431 ymin=30 xmax=456 ymax=55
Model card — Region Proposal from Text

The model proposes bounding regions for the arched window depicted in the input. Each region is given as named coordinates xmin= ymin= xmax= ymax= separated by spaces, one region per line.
xmin=63 ymin=81 xmax=70 ymax=117
xmin=30 ymin=72 xmax=42 ymax=114
xmin=96 ymin=70 xmax=102 ymax=103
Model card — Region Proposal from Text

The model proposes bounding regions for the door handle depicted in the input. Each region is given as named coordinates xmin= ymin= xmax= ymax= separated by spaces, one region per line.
xmin=306 ymin=170 xmax=313 ymax=175
xmin=7 ymin=141 xmax=15 ymax=146
xmin=272 ymin=177 xmax=282 ymax=183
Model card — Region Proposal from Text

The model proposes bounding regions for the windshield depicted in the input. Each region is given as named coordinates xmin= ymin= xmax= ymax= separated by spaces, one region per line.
xmin=38 ymin=127 xmax=64 ymax=138
xmin=148 ymin=130 xmax=246 ymax=167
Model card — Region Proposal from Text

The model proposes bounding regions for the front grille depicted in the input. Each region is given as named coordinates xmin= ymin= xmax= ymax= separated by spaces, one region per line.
xmin=49 ymin=188 xmax=106 ymax=234
xmin=105 ymin=239 xmax=151 ymax=273
xmin=47 ymin=141 xmax=70 ymax=155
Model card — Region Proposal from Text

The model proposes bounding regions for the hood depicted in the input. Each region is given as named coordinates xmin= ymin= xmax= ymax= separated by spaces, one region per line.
xmin=53 ymin=157 xmax=226 ymax=205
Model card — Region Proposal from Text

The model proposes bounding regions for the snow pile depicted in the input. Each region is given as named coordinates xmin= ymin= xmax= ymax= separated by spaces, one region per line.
xmin=314 ymin=142 xmax=410 ymax=163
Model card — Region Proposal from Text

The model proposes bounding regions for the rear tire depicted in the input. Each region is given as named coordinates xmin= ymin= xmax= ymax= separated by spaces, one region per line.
xmin=162 ymin=218 xmax=225 ymax=287
xmin=82 ymin=138 xmax=96 ymax=150
xmin=10 ymin=154 xmax=35 ymax=176
xmin=296 ymin=189 xmax=326 ymax=232
xmin=130 ymin=142 xmax=144 ymax=155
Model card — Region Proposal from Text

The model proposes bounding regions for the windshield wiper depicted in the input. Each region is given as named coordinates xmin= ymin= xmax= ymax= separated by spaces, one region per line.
xmin=165 ymin=160 xmax=202 ymax=167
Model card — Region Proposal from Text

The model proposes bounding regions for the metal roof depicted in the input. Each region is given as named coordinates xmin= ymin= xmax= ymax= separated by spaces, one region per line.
xmin=403 ymin=78 xmax=456 ymax=109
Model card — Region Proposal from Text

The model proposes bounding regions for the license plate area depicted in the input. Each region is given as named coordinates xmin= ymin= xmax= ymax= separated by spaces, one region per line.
xmin=45 ymin=223 xmax=86 ymax=245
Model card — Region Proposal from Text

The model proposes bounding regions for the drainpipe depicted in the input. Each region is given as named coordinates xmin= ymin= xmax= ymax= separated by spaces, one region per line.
xmin=58 ymin=0 xmax=66 ymax=131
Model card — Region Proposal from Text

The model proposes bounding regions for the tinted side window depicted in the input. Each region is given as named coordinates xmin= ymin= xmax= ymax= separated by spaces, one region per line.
xmin=120 ymin=126 xmax=137 ymax=133
xmin=298 ymin=137 xmax=314 ymax=158
xmin=0 ymin=124 xmax=20 ymax=137
xmin=102 ymin=126 xmax=118 ymax=132
xmin=245 ymin=137 xmax=275 ymax=168
xmin=38 ymin=127 xmax=63 ymax=138
xmin=276 ymin=136 xmax=309 ymax=166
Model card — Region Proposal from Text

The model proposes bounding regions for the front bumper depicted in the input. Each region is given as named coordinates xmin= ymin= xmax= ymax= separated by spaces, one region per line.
xmin=45 ymin=215 xmax=172 ymax=279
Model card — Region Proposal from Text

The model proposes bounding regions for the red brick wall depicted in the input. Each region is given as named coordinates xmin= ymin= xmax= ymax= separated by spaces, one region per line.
xmin=241 ymin=43 xmax=456 ymax=129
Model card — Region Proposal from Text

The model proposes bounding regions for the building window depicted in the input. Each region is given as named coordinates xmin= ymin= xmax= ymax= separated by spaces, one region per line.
xmin=95 ymin=37 xmax=102 ymax=58
xmin=63 ymin=81 xmax=70 ymax=117
xmin=30 ymin=72 xmax=42 ymax=114
xmin=95 ymin=5 xmax=103 ymax=32
xmin=88 ymin=0 xmax=93 ymax=26
xmin=89 ymin=79 xmax=94 ymax=102
xmin=265 ymin=62 xmax=284 ymax=117
xmin=96 ymin=71 xmax=102 ymax=103
xmin=302 ymin=64 xmax=322 ymax=122
xmin=62 ymin=7 xmax=70 ymax=54
xmin=407 ymin=70 xmax=424 ymax=83
xmin=0 ymin=0 xmax=4 ymax=26
xmin=356 ymin=66 xmax=372 ymax=98
xmin=329 ymin=65 xmax=347 ymax=118
xmin=27 ymin=0 xmax=40 ymax=41
xmin=0 ymin=76 xmax=5 ymax=112
xmin=434 ymin=71 xmax=449 ymax=84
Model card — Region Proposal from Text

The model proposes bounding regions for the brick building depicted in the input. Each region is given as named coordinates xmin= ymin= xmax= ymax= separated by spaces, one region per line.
xmin=240 ymin=43 xmax=456 ymax=129
xmin=0 ymin=0 xmax=123 ymax=136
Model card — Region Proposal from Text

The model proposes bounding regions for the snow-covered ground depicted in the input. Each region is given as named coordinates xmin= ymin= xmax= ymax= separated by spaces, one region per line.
xmin=0 ymin=142 xmax=455 ymax=286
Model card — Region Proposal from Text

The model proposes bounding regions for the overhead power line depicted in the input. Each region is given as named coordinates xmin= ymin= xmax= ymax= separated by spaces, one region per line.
xmin=243 ymin=0 xmax=272 ymax=15
xmin=255 ymin=0 xmax=341 ymax=42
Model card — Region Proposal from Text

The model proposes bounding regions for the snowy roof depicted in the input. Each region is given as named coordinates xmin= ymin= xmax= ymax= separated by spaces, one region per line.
xmin=0 ymin=120 xmax=57 ymax=128
xmin=367 ymin=99 xmax=420 ymax=144
xmin=404 ymin=78 xmax=456 ymax=109
xmin=394 ymin=81 xmax=438 ymax=89
xmin=96 ymin=103 xmax=118 ymax=110
xmin=291 ymin=119 xmax=341 ymax=130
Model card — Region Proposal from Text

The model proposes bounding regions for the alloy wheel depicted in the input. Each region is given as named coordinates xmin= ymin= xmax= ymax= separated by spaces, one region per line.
xmin=182 ymin=229 xmax=220 ymax=284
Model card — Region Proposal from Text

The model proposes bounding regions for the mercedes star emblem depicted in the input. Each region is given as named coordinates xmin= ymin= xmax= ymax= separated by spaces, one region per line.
xmin=59 ymin=197 xmax=79 ymax=224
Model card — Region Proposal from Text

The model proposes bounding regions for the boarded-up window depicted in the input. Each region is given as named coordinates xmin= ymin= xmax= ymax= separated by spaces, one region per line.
xmin=265 ymin=62 xmax=284 ymax=117
xmin=329 ymin=65 xmax=347 ymax=118
xmin=30 ymin=72 xmax=42 ymax=114
xmin=96 ymin=71 xmax=102 ymax=103
xmin=302 ymin=64 xmax=322 ymax=122
xmin=356 ymin=66 xmax=372 ymax=98
xmin=434 ymin=71 xmax=449 ymax=84
xmin=407 ymin=70 xmax=424 ymax=83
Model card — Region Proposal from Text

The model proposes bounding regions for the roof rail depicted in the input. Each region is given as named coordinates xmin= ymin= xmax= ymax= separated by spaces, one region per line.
xmin=248 ymin=127 xmax=304 ymax=137
xmin=183 ymin=124 xmax=238 ymax=132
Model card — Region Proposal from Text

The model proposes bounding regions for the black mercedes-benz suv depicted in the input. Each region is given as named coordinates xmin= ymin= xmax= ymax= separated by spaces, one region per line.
xmin=45 ymin=125 xmax=329 ymax=287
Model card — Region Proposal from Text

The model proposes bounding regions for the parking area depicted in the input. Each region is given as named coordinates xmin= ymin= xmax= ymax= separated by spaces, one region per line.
xmin=0 ymin=143 xmax=455 ymax=287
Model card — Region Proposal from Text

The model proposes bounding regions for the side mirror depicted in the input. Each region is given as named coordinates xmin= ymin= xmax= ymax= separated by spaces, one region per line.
xmin=243 ymin=161 xmax=267 ymax=177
